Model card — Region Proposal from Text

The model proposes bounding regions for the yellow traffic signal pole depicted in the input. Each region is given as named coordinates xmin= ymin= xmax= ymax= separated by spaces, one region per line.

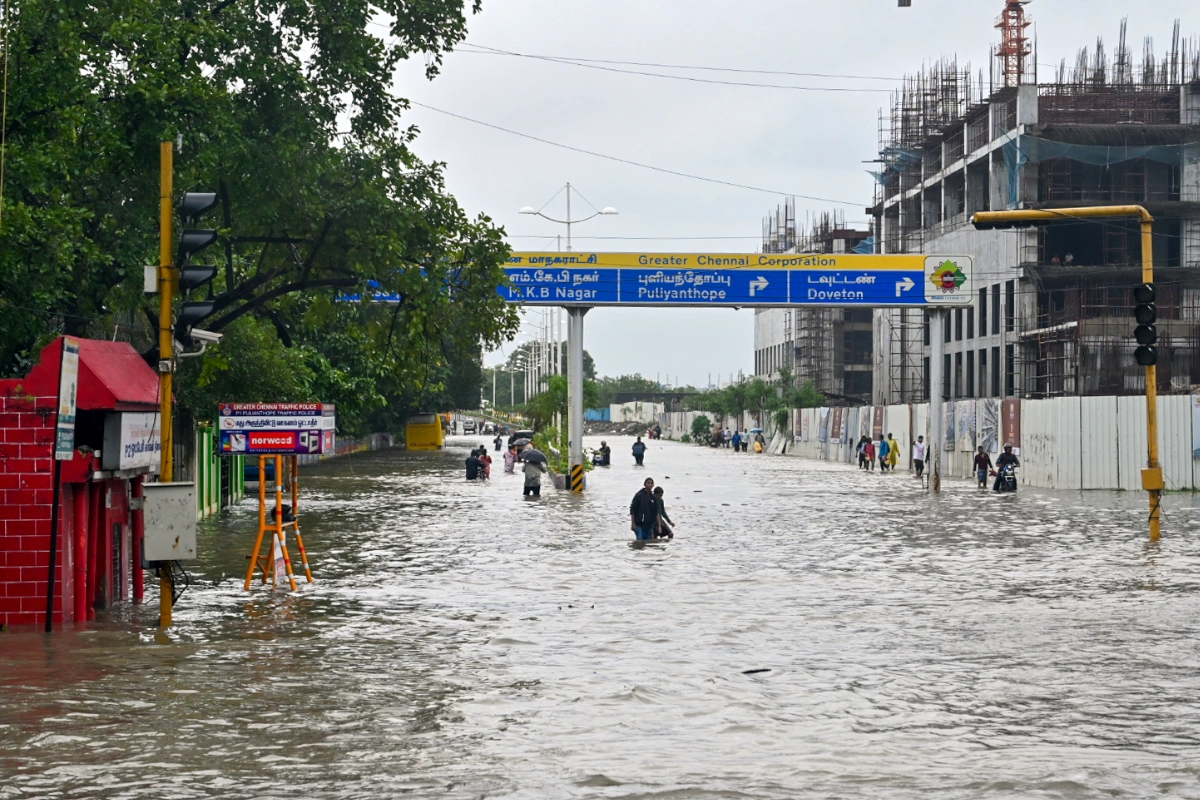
xmin=158 ymin=141 xmax=175 ymax=625
xmin=972 ymin=206 xmax=1162 ymax=540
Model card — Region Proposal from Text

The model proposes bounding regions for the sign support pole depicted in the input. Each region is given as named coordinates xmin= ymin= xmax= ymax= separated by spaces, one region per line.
xmin=44 ymin=460 xmax=62 ymax=633
xmin=1140 ymin=217 xmax=1161 ymax=541
xmin=567 ymin=307 xmax=589 ymax=492
xmin=929 ymin=309 xmax=946 ymax=493
xmin=158 ymin=141 xmax=175 ymax=629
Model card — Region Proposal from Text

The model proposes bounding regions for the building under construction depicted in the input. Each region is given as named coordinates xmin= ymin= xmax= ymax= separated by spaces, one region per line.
xmin=754 ymin=202 xmax=873 ymax=403
xmin=870 ymin=1 xmax=1200 ymax=403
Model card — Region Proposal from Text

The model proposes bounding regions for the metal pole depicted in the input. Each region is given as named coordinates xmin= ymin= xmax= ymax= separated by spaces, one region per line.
xmin=929 ymin=309 xmax=946 ymax=493
xmin=1141 ymin=218 xmax=1162 ymax=541
xmin=567 ymin=307 xmax=589 ymax=492
xmin=157 ymin=141 xmax=174 ymax=628
xmin=44 ymin=460 xmax=62 ymax=632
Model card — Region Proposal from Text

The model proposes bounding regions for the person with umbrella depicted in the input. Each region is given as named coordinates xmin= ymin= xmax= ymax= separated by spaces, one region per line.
xmin=752 ymin=428 xmax=766 ymax=453
xmin=518 ymin=443 xmax=548 ymax=497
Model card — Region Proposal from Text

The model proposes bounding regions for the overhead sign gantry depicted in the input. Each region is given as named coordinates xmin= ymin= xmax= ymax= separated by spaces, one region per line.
xmin=499 ymin=251 xmax=975 ymax=496
xmin=501 ymin=253 xmax=974 ymax=307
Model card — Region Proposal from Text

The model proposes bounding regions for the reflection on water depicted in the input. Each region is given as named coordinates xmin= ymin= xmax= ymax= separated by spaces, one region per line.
xmin=4 ymin=437 xmax=1200 ymax=799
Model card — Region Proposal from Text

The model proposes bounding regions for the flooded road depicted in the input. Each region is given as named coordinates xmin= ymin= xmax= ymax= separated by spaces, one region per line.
xmin=4 ymin=436 xmax=1200 ymax=799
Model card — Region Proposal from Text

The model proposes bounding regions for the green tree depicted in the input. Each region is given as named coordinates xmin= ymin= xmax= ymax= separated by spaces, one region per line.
xmin=691 ymin=415 xmax=712 ymax=444
xmin=0 ymin=0 xmax=517 ymax=422
xmin=594 ymin=373 xmax=662 ymax=406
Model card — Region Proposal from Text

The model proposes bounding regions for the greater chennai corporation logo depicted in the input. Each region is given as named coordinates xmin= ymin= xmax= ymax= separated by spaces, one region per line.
xmin=929 ymin=260 xmax=967 ymax=294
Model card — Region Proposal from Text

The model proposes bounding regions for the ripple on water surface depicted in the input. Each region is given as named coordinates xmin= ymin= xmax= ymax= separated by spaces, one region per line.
xmin=3 ymin=437 xmax=1200 ymax=799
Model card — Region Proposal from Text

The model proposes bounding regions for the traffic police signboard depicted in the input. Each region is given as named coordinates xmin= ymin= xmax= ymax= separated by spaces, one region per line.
xmin=501 ymin=253 xmax=973 ymax=307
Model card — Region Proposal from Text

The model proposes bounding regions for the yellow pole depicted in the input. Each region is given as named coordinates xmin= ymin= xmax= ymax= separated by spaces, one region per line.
xmin=1141 ymin=218 xmax=1162 ymax=541
xmin=972 ymin=205 xmax=1163 ymax=540
xmin=291 ymin=456 xmax=314 ymax=583
xmin=244 ymin=456 xmax=270 ymax=590
xmin=158 ymin=141 xmax=174 ymax=628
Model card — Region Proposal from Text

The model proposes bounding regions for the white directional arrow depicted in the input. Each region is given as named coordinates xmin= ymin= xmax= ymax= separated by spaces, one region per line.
xmin=749 ymin=276 xmax=769 ymax=297
xmin=896 ymin=276 xmax=915 ymax=297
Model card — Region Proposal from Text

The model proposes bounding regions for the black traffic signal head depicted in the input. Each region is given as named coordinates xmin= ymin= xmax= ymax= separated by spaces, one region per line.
xmin=178 ymin=229 xmax=218 ymax=263
xmin=174 ymin=301 xmax=216 ymax=346
xmin=1133 ymin=283 xmax=1158 ymax=366
xmin=177 ymin=192 xmax=218 ymax=220
xmin=178 ymin=265 xmax=217 ymax=293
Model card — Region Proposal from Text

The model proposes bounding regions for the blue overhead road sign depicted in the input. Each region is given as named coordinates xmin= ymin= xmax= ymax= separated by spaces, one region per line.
xmin=620 ymin=268 xmax=789 ymax=305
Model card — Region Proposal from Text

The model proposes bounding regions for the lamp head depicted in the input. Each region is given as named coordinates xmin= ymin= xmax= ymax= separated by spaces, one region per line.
xmin=519 ymin=206 xmax=536 ymax=214
xmin=600 ymin=207 xmax=619 ymax=215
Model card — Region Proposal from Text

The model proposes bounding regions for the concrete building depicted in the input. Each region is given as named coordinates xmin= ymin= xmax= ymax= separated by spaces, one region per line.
xmin=870 ymin=6 xmax=1200 ymax=404
xmin=753 ymin=203 xmax=874 ymax=402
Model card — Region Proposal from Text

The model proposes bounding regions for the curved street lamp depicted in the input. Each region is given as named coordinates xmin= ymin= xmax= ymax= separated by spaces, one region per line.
xmin=519 ymin=182 xmax=617 ymax=251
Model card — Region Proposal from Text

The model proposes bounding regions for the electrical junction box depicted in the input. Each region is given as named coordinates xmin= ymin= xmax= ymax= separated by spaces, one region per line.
xmin=142 ymin=482 xmax=197 ymax=562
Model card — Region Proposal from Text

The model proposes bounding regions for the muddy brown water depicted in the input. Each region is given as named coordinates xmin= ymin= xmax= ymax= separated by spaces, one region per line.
xmin=3 ymin=437 xmax=1200 ymax=799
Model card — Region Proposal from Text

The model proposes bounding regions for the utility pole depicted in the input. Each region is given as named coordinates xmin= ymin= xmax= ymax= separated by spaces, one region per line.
xmin=157 ymin=142 xmax=175 ymax=628
xmin=973 ymin=205 xmax=1163 ymax=540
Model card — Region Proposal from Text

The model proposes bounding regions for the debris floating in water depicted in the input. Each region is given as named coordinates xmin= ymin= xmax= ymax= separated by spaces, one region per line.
xmin=742 ymin=668 xmax=771 ymax=675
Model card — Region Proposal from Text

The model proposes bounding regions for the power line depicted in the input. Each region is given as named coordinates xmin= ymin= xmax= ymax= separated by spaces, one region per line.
xmin=460 ymin=43 xmax=899 ymax=82
xmin=457 ymin=43 xmax=892 ymax=93
xmin=409 ymin=102 xmax=865 ymax=207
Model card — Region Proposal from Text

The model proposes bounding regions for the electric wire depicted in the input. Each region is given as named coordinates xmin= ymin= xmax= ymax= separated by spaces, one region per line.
xmin=456 ymin=43 xmax=892 ymax=93
xmin=409 ymin=102 xmax=865 ymax=207
xmin=460 ymin=42 xmax=900 ymax=82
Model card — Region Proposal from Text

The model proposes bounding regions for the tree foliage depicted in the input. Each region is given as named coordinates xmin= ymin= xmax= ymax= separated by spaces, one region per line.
xmin=688 ymin=370 xmax=824 ymax=432
xmin=0 ymin=0 xmax=518 ymax=432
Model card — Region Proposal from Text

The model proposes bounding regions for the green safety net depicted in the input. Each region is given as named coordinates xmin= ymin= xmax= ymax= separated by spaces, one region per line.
xmin=1004 ymin=135 xmax=1197 ymax=209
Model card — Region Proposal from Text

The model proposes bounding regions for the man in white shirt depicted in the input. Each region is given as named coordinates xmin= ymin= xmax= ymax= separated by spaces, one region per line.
xmin=912 ymin=435 xmax=927 ymax=478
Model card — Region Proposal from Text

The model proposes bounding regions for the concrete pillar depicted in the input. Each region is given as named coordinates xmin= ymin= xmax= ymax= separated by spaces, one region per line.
xmin=929 ymin=309 xmax=947 ymax=492
xmin=567 ymin=307 xmax=589 ymax=489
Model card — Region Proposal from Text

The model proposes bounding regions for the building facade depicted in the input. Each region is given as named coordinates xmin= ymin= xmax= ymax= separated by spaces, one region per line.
xmin=753 ymin=205 xmax=874 ymax=403
xmin=871 ymin=12 xmax=1200 ymax=404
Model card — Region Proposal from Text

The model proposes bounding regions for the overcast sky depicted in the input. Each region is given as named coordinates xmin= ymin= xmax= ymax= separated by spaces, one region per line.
xmin=392 ymin=0 xmax=1199 ymax=388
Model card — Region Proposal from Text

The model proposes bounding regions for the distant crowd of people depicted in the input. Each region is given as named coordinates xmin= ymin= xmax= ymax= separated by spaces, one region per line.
xmin=709 ymin=427 xmax=765 ymax=453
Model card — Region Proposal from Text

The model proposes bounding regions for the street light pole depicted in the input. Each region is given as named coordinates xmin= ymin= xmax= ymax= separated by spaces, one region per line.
xmin=518 ymin=186 xmax=617 ymax=493
xmin=972 ymin=205 xmax=1162 ymax=540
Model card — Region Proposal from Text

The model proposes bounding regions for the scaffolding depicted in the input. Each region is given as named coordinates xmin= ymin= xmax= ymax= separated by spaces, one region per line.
xmin=1021 ymin=276 xmax=1200 ymax=397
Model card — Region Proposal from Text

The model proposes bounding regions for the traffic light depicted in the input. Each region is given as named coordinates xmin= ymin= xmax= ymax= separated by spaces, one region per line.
xmin=1133 ymin=283 xmax=1157 ymax=367
xmin=174 ymin=192 xmax=220 ymax=346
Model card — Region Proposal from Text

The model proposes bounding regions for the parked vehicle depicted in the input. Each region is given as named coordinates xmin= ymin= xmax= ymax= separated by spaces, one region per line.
xmin=463 ymin=419 xmax=477 ymax=434
xmin=406 ymin=413 xmax=446 ymax=451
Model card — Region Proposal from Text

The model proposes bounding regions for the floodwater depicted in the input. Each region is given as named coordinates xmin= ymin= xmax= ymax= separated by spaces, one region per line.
xmin=4 ymin=437 xmax=1200 ymax=799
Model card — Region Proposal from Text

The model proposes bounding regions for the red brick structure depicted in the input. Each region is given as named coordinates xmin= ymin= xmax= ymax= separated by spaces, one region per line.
xmin=0 ymin=337 xmax=159 ymax=629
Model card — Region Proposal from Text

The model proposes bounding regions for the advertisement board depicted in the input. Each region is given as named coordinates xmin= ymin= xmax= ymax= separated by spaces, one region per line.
xmin=54 ymin=338 xmax=81 ymax=460
xmin=102 ymin=412 xmax=162 ymax=471
xmin=1001 ymin=399 xmax=1022 ymax=455
xmin=218 ymin=403 xmax=335 ymax=456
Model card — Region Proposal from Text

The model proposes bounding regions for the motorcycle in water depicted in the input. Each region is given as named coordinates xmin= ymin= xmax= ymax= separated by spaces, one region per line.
xmin=996 ymin=464 xmax=1018 ymax=493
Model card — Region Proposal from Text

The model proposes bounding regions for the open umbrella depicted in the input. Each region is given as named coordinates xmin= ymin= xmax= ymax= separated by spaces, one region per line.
xmin=519 ymin=448 xmax=548 ymax=464
xmin=511 ymin=437 xmax=532 ymax=448
xmin=750 ymin=427 xmax=764 ymax=433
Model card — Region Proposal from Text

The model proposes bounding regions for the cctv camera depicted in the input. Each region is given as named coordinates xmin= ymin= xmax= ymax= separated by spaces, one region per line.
xmin=189 ymin=328 xmax=223 ymax=344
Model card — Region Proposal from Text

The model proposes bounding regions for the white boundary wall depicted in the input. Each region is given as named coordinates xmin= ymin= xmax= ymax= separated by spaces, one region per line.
xmin=785 ymin=395 xmax=1200 ymax=491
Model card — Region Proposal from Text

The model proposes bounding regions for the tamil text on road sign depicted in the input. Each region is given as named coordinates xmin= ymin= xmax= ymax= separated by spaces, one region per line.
xmin=218 ymin=403 xmax=336 ymax=456
xmin=500 ymin=253 xmax=973 ymax=307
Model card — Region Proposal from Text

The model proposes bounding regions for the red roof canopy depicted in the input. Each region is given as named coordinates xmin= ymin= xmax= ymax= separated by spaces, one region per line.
xmin=1 ymin=337 xmax=160 ymax=412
